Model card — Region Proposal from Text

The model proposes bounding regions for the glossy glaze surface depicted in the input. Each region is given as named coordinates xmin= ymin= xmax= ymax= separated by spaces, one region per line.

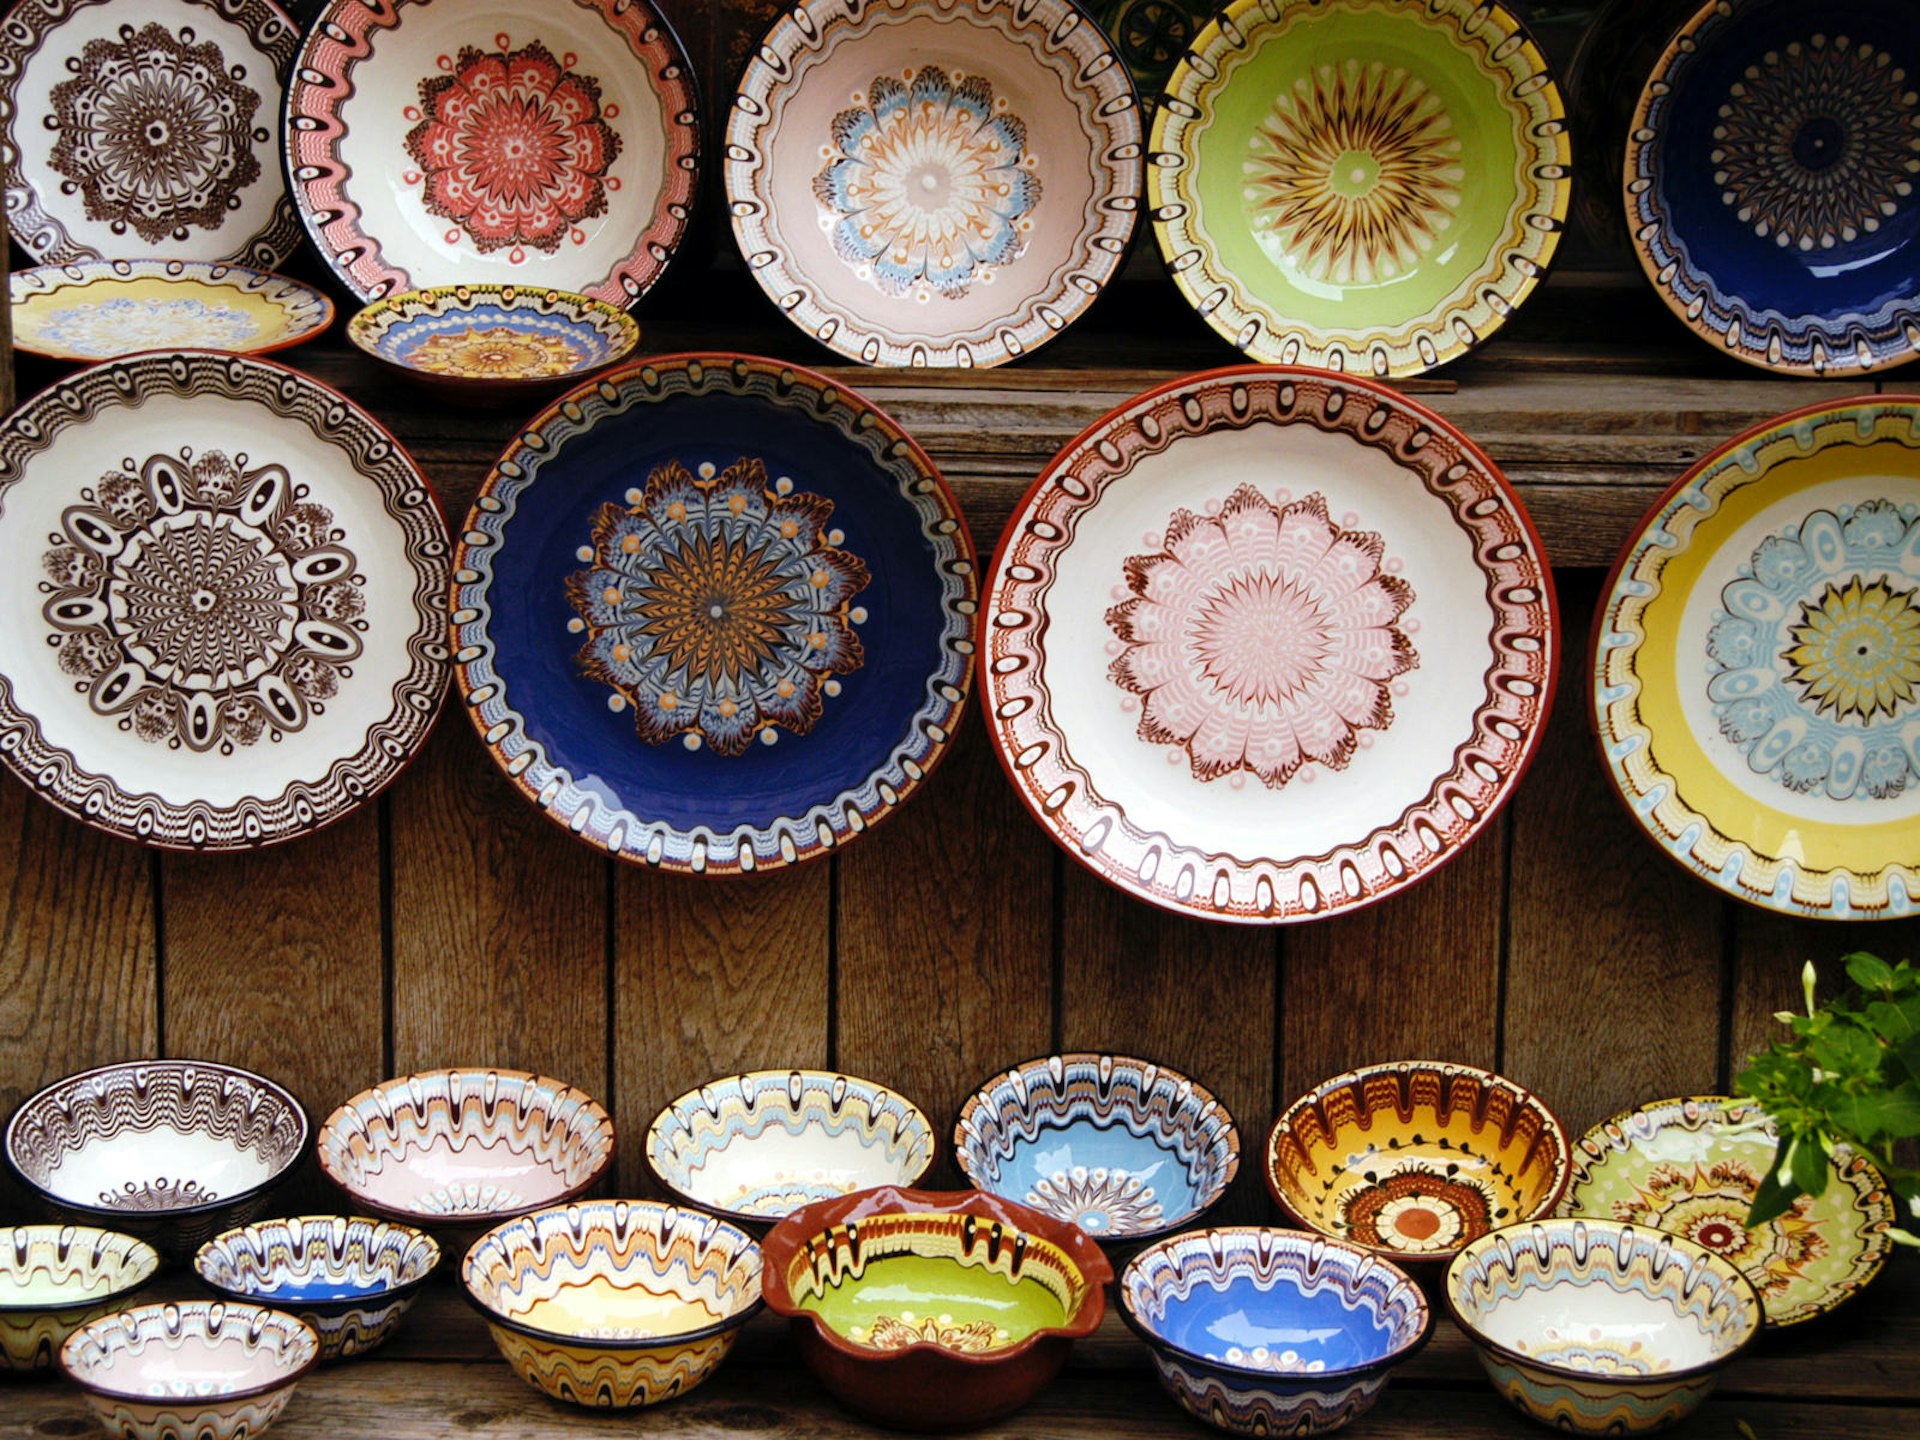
xmin=345 ymin=284 xmax=638 ymax=386
xmin=10 ymin=261 xmax=333 ymax=361
xmin=0 ymin=1225 xmax=159 ymax=1373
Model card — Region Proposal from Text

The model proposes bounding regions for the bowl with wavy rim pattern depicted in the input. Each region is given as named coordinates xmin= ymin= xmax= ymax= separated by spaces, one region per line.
xmin=0 ymin=1225 xmax=160 ymax=1374
xmin=345 ymin=284 xmax=639 ymax=399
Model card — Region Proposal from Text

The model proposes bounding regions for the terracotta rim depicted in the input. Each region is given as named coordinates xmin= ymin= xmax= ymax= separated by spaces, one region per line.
xmin=8 ymin=260 xmax=335 ymax=362
xmin=59 ymin=1300 xmax=321 ymax=1404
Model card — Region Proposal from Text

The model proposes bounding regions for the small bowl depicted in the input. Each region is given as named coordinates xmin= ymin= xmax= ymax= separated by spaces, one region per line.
xmin=60 ymin=1301 xmax=319 ymax=1440
xmin=346 ymin=284 xmax=640 ymax=398
xmin=645 ymin=1069 xmax=936 ymax=1227
xmin=461 ymin=1199 xmax=762 ymax=1408
xmin=194 ymin=1216 xmax=440 ymax=1361
xmin=1445 ymin=1219 xmax=1764 ymax=1435
xmin=953 ymin=1053 xmax=1239 ymax=1244
xmin=1267 ymin=1061 xmax=1571 ymax=1263
xmin=0 ymin=1226 xmax=160 ymax=1374
xmin=761 ymin=1186 xmax=1113 ymax=1433
xmin=5 ymin=1061 xmax=310 ymax=1259
xmin=1120 ymin=1228 xmax=1430 ymax=1436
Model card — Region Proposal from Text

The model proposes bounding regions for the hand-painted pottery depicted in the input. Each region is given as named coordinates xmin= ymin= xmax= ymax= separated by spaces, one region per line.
xmin=1266 ymin=1061 xmax=1571 ymax=1264
xmin=726 ymin=0 xmax=1142 ymax=368
xmin=1625 ymin=0 xmax=1920 ymax=376
xmin=345 ymin=285 xmax=640 ymax=396
xmin=1151 ymin=0 xmax=1570 ymax=377
xmin=286 ymin=0 xmax=700 ymax=306
xmin=760 ymin=1186 xmax=1113 ymax=1433
xmin=194 ymin=1216 xmax=440 ymax=1361
xmin=644 ymin=1070 xmax=936 ymax=1226
xmin=0 ymin=0 xmax=301 ymax=267
xmin=951 ymin=1053 xmax=1238 ymax=1243
xmin=1445 ymin=1219 xmax=1764 ymax=1435
xmin=1592 ymin=396 xmax=1920 ymax=918
xmin=4 ymin=1061 xmax=309 ymax=1261
xmin=1119 ymin=1228 xmax=1429 ymax=1436
xmin=0 ymin=1226 xmax=159 ymax=1374
xmin=0 ymin=351 xmax=451 ymax=851
xmin=1560 ymin=1095 xmax=1895 ymax=1327
xmin=1089 ymin=0 xmax=1215 ymax=108
xmin=980 ymin=366 xmax=1556 ymax=923
xmin=60 ymin=1301 xmax=318 ymax=1440
xmin=461 ymin=1200 xmax=762 ymax=1409
xmin=455 ymin=354 xmax=977 ymax=874
xmin=11 ymin=262 xmax=333 ymax=363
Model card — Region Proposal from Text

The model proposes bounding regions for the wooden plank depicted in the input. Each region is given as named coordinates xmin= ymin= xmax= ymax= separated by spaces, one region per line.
xmin=1728 ymin=912 xmax=1920 ymax=1087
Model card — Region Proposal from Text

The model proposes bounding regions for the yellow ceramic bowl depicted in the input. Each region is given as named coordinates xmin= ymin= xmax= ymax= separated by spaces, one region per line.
xmin=1 ymin=1225 xmax=159 ymax=1373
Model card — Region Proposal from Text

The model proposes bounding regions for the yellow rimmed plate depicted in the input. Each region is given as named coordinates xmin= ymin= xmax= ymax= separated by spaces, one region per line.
xmin=11 ymin=261 xmax=333 ymax=362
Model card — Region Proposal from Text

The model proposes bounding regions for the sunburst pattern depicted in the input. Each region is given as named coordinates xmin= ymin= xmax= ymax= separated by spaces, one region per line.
xmin=1784 ymin=575 xmax=1920 ymax=724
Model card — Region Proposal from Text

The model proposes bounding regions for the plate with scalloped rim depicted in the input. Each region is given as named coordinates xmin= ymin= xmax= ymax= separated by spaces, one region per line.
xmin=286 ymin=0 xmax=700 ymax=306
xmin=1151 ymin=0 xmax=1571 ymax=378
xmin=12 ymin=261 xmax=333 ymax=363
xmin=1593 ymin=395 xmax=1920 ymax=917
xmin=454 ymin=354 xmax=978 ymax=874
xmin=980 ymin=366 xmax=1556 ymax=923
xmin=727 ymin=0 xmax=1142 ymax=368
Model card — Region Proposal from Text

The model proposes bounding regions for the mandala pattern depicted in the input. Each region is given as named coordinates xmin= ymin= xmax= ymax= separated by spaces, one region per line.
xmin=567 ymin=458 xmax=869 ymax=757
xmin=34 ymin=298 xmax=260 ymax=358
xmin=96 ymin=1179 xmax=218 ymax=1212
xmin=409 ymin=326 xmax=585 ymax=379
xmin=814 ymin=66 xmax=1042 ymax=300
xmin=853 ymin=1313 xmax=1010 ymax=1353
xmin=1027 ymin=1166 xmax=1164 ymax=1234
xmin=1610 ymin=1160 xmax=1825 ymax=1301
xmin=1339 ymin=1167 xmax=1499 ymax=1255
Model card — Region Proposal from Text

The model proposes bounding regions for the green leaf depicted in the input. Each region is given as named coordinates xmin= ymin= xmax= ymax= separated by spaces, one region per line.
xmin=1846 ymin=952 xmax=1897 ymax=991
xmin=1747 ymin=1144 xmax=1805 ymax=1227
xmin=1866 ymin=1000 xmax=1917 ymax=1044
xmin=1789 ymin=1134 xmax=1829 ymax=1199
xmin=1809 ymin=1024 xmax=1881 ymax=1077
xmin=1832 ymin=1088 xmax=1920 ymax=1142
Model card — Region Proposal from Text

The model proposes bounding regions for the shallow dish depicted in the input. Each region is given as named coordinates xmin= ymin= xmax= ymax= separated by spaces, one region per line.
xmin=0 ymin=1225 xmax=160 ymax=1374
xmin=11 ymin=261 xmax=333 ymax=362
xmin=645 ymin=1070 xmax=935 ymax=1225
xmin=345 ymin=285 xmax=639 ymax=394
xmin=952 ymin=1053 xmax=1238 ymax=1243
xmin=287 ymin=0 xmax=700 ymax=306
xmin=1120 ymin=1228 xmax=1429 ymax=1436
xmin=1267 ymin=1061 xmax=1571 ymax=1263
xmin=1151 ymin=0 xmax=1570 ymax=376
xmin=980 ymin=365 xmax=1555 ymax=922
xmin=727 ymin=0 xmax=1142 ymax=367
xmin=1592 ymin=395 xmax=1920 ymax=918
xmin=454 ymin=353 xmax=977 ymax=873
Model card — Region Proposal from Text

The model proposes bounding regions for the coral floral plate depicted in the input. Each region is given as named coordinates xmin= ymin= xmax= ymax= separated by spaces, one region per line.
xmin=345 ymin=284 xmax=640 ymax=397
xmin=726 ymin=0 xmax=1142 ymax=367
xmin=0 ymin=352 xmax=451 ymax=849
xmin=1593 ymin=396 xmax=1920 ymax=917
xmin=286 ymin=0 xmax=700 ymax=306
xmin=11 ymin=261 xmax=333 ymax=363
xmin=981 ymin=366 xmax=1556 ymax=922
xmin=1151 ymin=0 xmax=1570 ymax=377
xmin=454 ymin=354 xmax=978 ymax=873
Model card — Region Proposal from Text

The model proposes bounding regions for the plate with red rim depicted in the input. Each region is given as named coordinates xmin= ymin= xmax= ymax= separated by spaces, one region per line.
xmin=979 ymin=366 xmax=1556 ymax=923
xmin=11 ymin=261 xmax=334 ymax=363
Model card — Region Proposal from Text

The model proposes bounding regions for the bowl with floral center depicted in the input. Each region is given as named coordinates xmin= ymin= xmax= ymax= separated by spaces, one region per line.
xmin=345 ymin=284 xmax=640 ymax=399
xmin=0 ymin=1225 xmax=160 ymax=1374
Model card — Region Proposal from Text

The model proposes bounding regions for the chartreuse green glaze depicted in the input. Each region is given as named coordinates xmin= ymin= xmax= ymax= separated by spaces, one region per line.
xmin=798 ymin=1253 xmax=1071 ymax=1352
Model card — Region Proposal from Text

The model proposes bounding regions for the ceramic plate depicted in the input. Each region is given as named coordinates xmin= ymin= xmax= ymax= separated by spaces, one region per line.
xmin=0 ymin=0 xmax=301 ymax=267
xmin=11 ymin=261 xmax=333 ymax=362
xmin=1089 ymin=1 xmax=1215 ymax=108
xmin=287 ymin=0 xmax=700 ymax=306
xmin=455 ymin=354 xmax=977 ymax=873
xmin=1593 ymin=396 xmax=1920 ymax=917
xmin=1561 ymin=1096 xmax=1895 ymax=1327
xmin=981 ymin=367 xmax=1555 ymax=922
xmin=1626 ymin=0 xmax=1920 ymax=376
xmin=726 ymin=0 xmax=1142 ymax=367
xmin=0 ymin=352 xmax=450 ymax=849
xmin=1151 ymin=0 xmax=1570 ymax=377
xmin=345 ymin=284 xmax=640 ymax=389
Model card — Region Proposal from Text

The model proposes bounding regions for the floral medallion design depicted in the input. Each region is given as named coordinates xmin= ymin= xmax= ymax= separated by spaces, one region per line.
xmin=1107 ymin=485 xmax=1418 ymax=789
xmin=566 ymin=458 xmax=870 ymax=756
xmin=1338 ymin=1166 xmax=1499 ymax=1255
xmin=409 ymin=326 xmax=585 ymax=379
xmin=41 ymin=450 xmax=366 ymax=755
xmin=34 ymin=298 xmax=261 ymax=358
xmin=1027 ymin=1166 xmax=1163 ymax=1235
xmin=814 ymin=66 xmax=1042 ymax=300
xmin=1608 ymin=1160 xmax=1825 ymax=1302
xmin=851 ymin=1313 xmax=1010 ymax=1353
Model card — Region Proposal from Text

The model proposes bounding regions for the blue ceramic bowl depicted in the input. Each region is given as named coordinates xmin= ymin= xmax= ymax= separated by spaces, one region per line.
xmin=1120 ymin=1228 xmax=1430 ymax=1436
xmin=346 ymin=285 xmax=639 ymax=393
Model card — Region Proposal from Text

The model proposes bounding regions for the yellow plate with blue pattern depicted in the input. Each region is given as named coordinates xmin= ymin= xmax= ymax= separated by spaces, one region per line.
xmin=10 ymin=260 xmax=332 ymax=362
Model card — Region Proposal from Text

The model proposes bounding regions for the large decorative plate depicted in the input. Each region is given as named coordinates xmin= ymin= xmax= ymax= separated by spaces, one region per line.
xmin=0 ymin=353 xmax=451 ymax=849
xmin=981 ymin=367 xmax=1556 ymax=923
xmin=1151 ymin=0 xmax=1571 ymax=377
xmin=1594 ymin=397 xmax=1920 ymax=917
xmin=0 ymin=0 xmax=302 ymax=266
xmin=11 ymin=261 xmax=333 ymax=363
xmin=454 ymin=354 xmax=977 ymax=873
xmin=726 ymin=0 xmax=1142 ymax=368
xmin=286 ymin=0 xmax=700 ymax=306
xmin=1626 ymin=0 xmax=1920 ymax=376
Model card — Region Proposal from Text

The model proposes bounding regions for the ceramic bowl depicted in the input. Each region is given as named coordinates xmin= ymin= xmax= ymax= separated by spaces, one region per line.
xmin=0 ymin=1225 xmax=160 ymax=1374
xmin=1266 ymin=1061 xmax=1571 ymax=1263
xmin=1561 ymin=1096 xmax=1895 ymax=1327
xmin=59 ymin=1301 xmax=319 ymax=1440
xmin=345 ymin=284 xmax=640 ymax=397
xmin=1119 ymin=1228 xmax=1430 ymax=1436
xmin=952 ymin=1053 xmax=1238 ymax=1244
xmin=5 ymin=1061 xmax=309 ymax=1260
xmin=761 ymin=1186 xmax=1113 ymax=1433
xmin=10 ymin=261 xmax=334 ymax=362
xmin=1445 ymin=1219 xmax=1764 ymax=1435
xmin=645 ymin=1070 xmax=935 ymax=1226
xmin=461 ymin=1199 xmax=762 ymax=1408
xmin=194 ymin=1216 xmax=441 ymax=1361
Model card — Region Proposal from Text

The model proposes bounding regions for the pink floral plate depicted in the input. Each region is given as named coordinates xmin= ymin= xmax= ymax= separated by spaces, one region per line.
xmin=981 ymin=367 xmax=1557 ymax=922
xmin=286 ymin=0 xmax=700 ymax=306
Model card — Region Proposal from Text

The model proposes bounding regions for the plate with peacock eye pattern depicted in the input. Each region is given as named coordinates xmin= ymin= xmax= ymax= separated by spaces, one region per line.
xmin=1626 ymin=0 xmax=1920 ymax=376
xmin=1593 ymin=395 xmax=1920 ymax=917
